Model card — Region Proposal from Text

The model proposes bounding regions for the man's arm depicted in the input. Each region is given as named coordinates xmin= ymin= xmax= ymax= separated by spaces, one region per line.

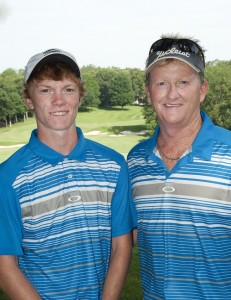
xmin=102 ymin=232 xmax=132 ymax=300
xmin=0 ymin=255 xmax=41 ymax=300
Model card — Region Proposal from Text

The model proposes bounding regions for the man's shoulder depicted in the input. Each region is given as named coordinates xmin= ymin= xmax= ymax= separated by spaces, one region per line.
xmin=202 ymin=112 xmax=231 ymax=146
xmin=214 ymin=125 xmax=231 ymax=143
xmin=0 ymin=144 xmax=31 ymax=181
xmin=127 ymin=138 xmax=151 ymax=159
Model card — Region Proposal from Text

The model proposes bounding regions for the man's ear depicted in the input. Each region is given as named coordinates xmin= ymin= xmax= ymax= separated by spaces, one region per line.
xmin=200 ymin=80 xmax=209 ymax=103
xmin=25 ymin=98 xmax=34 ymax=110
xmin=78 ymin=97 xmax=83 ymax=107
xmin=145 ymin=86 xmax=151 ymax=105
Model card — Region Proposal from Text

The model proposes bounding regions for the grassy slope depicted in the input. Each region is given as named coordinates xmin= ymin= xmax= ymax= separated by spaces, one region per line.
xmin=0 ymin=106 xmax=145 ymax=299
xmin=0 ymin=106 xmax=147 ymax=161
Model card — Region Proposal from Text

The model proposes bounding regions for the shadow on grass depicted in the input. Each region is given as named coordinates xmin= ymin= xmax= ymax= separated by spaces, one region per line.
xmin=109 ymin=124 xmax=148 ymax=135
xmin=99 ymin=106 xmax=130 ymax=111
xmin=78 ymin=107 xmax=94 ymax=112
xmin=79 ymin=106 xmax=130 ymax=113
xmin=0 ymin=289 xmax=9 ymax=300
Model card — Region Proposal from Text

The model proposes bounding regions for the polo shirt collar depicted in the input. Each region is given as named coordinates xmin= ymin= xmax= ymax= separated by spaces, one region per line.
xmin=28 ymin=127 xmax=86 ymax=166
xmin=146 ymin=111 xmax=215 ymax=162
xmin=192 ymin=111 xmax=214 ymax=160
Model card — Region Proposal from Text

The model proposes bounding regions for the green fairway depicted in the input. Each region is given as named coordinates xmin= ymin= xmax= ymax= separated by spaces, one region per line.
xmin=0 ymin=106 xmax=148 ymax=162
xmin=0 ymin=105 xmax=145 ymax=299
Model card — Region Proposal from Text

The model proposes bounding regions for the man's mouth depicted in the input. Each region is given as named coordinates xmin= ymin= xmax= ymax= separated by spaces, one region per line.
xmin=164 ymin=103 xmax=181 ymax=107
xmin=51 ymin=111 xmax=67 ymax=116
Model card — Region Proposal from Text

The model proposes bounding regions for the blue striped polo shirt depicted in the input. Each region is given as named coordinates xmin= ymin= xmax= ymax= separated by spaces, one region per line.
xmin=128 ymin=112 xmax=231 ymax=300
xmin=0 ymin=127 xmax=134 ymax=299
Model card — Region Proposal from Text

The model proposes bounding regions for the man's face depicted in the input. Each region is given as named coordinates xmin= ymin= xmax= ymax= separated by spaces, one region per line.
xmin=145 ymin=60 xmax=208 ymax=128
xmin=25 ymin=78 xmax=81 ymax=134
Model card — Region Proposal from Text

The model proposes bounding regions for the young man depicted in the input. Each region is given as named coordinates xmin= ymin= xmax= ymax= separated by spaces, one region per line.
xmin=0 ymin=48 xmax=134 ymax=299
xmin=128 ymin=35 xmax=231 ymax=299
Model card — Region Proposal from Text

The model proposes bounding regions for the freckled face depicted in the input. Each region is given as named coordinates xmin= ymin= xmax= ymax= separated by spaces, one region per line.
xmin=25 ymin=79 xmax=81 ymax=133
xmin=146 ymin=61 xmax=208 ymax=128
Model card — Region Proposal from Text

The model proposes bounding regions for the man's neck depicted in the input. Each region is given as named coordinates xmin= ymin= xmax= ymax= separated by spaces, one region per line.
xmin=37 ymin=126 xmax=78 ymax=155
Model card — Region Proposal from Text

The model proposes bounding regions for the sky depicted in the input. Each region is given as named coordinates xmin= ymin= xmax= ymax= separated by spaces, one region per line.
xmin=0 ymin=0 xmax=230 ymax=73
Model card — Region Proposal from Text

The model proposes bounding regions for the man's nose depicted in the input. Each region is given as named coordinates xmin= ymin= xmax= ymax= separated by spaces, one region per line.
xmin=52 ymin=91 xmax=65 ymax=104
xmin=167 ymin=83 xmax=180 ymax=100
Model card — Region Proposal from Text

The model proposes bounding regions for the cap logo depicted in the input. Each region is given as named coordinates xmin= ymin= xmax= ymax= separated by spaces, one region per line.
xmin=156 ymin=47 xmax=190 ymax=60
xmin=43 ymin=49 xmax=61 ymax=57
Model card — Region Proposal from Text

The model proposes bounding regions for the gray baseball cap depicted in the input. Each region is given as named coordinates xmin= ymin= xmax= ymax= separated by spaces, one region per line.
xmin=145 ymin=38 xmax=205 ymax=74
xmin=24 ymin=48 xmax=81 ymax=82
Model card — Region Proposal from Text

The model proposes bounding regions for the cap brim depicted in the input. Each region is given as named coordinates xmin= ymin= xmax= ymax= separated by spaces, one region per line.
xmin=145 ymin=55 xmax=200 ymax=74
xmin=31 ymin=54 xmax=81 ymax=78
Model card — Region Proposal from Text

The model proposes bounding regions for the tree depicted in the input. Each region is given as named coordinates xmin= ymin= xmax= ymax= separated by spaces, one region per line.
xmin=0 ymin=61 xmax=230 ymax=130
xmin=142 ymin=104 xmax=158 ymax=135
xmin=0 ymin=69 xmax=27 ymax=127
xmin=128 ymin=68 xmax=146 ymax=105
xmin=95 ymin=68 xmax=117 ymax=108
xmin=109 ymin=71 xmax=135 ymax=109
xmin=0 ymin=89 xmax=9 ymax=126
xmin=80 ymin=70 xmax=100 ymax=110
xmin=96 ymin=67 xmax=136 ymax=109
xmin=203 ymin=60 xmax=231 ymax=130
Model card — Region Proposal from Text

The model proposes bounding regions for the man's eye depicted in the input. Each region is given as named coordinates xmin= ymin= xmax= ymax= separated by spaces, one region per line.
xmin=40 ymin=89 xmax=51 ymax=93
xmin=177 ymin=81 xmax=189 ymax=88
xmin=158 ymin=82 xmax=166 ymax=86
xmin=62 ymin=88 xmax=75 ymax=94
xmin=156 ymin=81 xmax=169 ymax=88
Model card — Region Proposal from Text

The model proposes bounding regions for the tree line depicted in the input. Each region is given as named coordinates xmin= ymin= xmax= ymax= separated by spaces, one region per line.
xmin=0 ymin=60 xmax=230 ymax=131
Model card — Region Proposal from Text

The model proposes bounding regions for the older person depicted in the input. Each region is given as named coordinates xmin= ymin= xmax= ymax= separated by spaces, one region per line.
xmin=128 ymin=35 xmax=231 ymax=299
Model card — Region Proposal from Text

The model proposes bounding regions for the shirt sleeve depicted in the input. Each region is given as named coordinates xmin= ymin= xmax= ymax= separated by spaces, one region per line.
xmin=0 ymin=178 xmax=23 ymax=255
xmin=111 ymin=159 xmax=137 ymax=237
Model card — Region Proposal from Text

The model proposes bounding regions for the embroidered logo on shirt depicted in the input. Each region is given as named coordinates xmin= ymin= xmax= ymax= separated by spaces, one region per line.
xmin=68 ymin=195 xmax=81 ymax=202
